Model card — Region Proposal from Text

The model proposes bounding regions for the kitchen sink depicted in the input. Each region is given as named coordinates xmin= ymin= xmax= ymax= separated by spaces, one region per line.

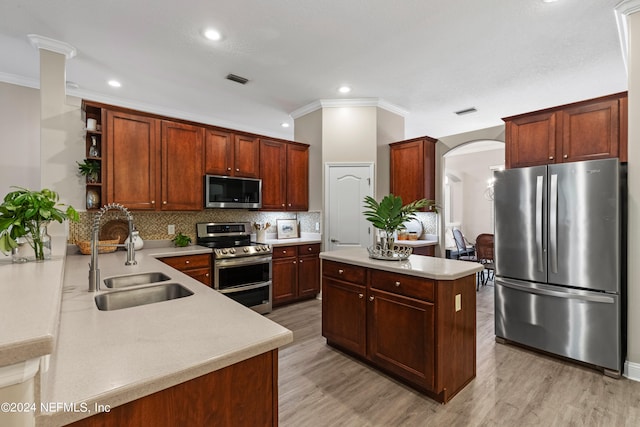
xmin=95 ymin=283 xmax=193 ymax=311
xmin=103 ymin=272 xmax=171 ymax=288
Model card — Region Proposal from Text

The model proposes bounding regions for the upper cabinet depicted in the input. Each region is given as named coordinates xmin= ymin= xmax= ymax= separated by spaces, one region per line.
xmin=504 ymin=92 xmax=627 ymax=169
xmin=105 ymin=110 xmax=203 ymax=211
xmin=81 ymin=102 xmax=106 ymax=210
xmin=204 ymin=130 xmax=259 ymax=178
xmin=259 ymin=139 xmax=309 ymax=211
xmin=390 ymin=137 xmax=436 ymax=206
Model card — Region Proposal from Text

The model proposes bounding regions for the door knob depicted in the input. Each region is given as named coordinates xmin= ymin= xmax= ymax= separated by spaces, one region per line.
xmin=330 ymin=238 xmax=339 ymax=243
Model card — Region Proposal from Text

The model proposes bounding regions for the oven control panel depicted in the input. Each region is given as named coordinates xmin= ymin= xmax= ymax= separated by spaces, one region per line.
xmin=213 ymin=245 xmax=271 ymax=258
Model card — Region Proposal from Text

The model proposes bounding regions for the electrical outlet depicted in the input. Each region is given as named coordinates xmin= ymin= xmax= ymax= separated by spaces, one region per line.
xmin=455 ymin=294 xmax=462 ymax=312
xmin=168 ymin=224 xmax=175 ymax=235
xmin=315 ymin=222 xmax=320 ymax=232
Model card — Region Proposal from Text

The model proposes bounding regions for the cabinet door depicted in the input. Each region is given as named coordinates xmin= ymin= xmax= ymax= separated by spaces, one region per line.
xmin=204 ymin=129 xmax=233 ymax=175
xmin=161 ymin=121 xmax=204 ymax=211
xmin=561 ymin=99 xmax=619 ymax=163
xmin=286 ymin=144 xmax=309 ymax=211
xmin=259 ymin=139 xmax=287 ymax=210
xmin=390 ymin=138 xmax=435 ymax=205
xmin=272 ymin=256 xmax=297 ymax=305
xmin=620 ymin=95 xmax=628 ymax=163
xmin=298 ymin=254 xmax=320 ymax=298
xmin=321 ymin=277 xmax=367 ymax=356
xmin=184 ymin=268 xmax=211 ymax=287
xmin=368 ymin=288 xmax=435 ymax=390
xmin=106 ymin=111 xmax=159 ymax=210
xmin=234 ymin=134 xmax=260 ymax=178
xmin=505 ymin=111 xmax=557 ymax=168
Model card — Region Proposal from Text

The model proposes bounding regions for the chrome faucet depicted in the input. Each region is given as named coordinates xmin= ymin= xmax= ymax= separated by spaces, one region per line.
xmin=88 ymin=203 xmax=137 ymax=292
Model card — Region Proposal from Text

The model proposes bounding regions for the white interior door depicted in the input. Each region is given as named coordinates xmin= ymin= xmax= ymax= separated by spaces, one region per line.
xmin=325 ymin=164 xmax=374 ymax=251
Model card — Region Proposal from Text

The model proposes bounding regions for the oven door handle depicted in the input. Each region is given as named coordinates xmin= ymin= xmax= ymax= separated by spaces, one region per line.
xmin=219 ymin=280 xmax=271 ymax=294
xmin=215 ymin=255 xmax=272 ymax=268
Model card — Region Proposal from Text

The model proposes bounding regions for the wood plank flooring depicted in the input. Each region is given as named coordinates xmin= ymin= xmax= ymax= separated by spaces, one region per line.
xmin=267 ymin=283 xmax=640 ymax=426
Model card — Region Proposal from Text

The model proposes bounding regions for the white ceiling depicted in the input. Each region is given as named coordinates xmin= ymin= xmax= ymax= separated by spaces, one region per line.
xmin=0 ymin=0 xmax=627 ymax=140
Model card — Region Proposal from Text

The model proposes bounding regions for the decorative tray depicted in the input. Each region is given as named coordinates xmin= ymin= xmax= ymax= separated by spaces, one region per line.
xmin=100 ymin=220 xmax=130 ymax=244
xmin=367 ymin=244 xmax=413 ymax=261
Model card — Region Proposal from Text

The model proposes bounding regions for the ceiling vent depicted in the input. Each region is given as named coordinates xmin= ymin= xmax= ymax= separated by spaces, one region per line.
xmin=454 ymin=107 xmax=477 ymax=116
xmin=226 ymin=74 xmax=249 ymax=85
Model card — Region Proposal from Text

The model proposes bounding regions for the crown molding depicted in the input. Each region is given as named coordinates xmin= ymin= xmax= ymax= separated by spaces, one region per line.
xmin=615 ymin=0 xmax=640 ymax=71
xmin=290 ymin=98 xmax=409 ymax=119
xmin=27 ymin=34 xmax=76 ymax=59
xmin=0 ymin=72 xmax=39 ymax=89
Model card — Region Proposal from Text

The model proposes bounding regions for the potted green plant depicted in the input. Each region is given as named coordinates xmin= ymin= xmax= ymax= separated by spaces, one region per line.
xmin=0 ymin=187 xmax=79 ymax=261
xmin=172 ymin=232 xmax=192 ymax=247
xmin=77 ymin=159 xmax=101 ymax=183
xmin=363 ymin=194 xmax=437 ymax=252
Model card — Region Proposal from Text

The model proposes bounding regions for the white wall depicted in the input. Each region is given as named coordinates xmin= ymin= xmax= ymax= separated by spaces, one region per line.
xmin=444 ymin=148 xmax=504 ymax=242
xmin=375 ymin=108 xmax=405 ymax=198
xmin=322 ymin=106 xmax=377 ymax=163
xmin=0 ymin=82 xmax=41 ymax=197
xmin=294 ymin=108 xmax=323 ymax=211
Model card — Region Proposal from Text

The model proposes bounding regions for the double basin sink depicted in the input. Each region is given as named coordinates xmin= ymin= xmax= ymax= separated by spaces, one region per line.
xmin=95 ymin=272 xmax=193 ymax=311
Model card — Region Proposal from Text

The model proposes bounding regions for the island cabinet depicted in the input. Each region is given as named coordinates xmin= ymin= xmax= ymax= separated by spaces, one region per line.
xmin=321 ymin=259 xmax=476 ymax=403
xmin=66 ymin=350 xmax=278 ymax=427
xmin=504 ymin=92 xmax=628 ymax=169
xmin=272 ymin=243 xmax=320 ymax=306
xmin=204 ymin=129 xmax=260 ymax=178
xmin=158 ymin=253 xmax=211 ymax=286
xmin=105 ymin=110 xmax=204 ymax=211
xmin=259 ymin=139 xmax=309 ymax=211
xmin=390 ymin=136 xmax=436 ymax=207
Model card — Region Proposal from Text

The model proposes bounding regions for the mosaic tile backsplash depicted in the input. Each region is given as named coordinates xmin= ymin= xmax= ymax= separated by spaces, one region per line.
xmin=69 ymin=210 xmax=322 ymax=243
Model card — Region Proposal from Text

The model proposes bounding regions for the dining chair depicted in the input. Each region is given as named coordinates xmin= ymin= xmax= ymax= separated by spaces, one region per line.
xmin=475 ymin=233 xmax=495 ymax=288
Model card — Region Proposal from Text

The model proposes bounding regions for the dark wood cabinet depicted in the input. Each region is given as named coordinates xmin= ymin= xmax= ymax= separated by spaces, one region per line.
xmin=412 ymin=246 xmax=435 ymax=256
xmin=322 ymin=259 xmax=476 ymax=403
xmin=390 ymin=137 xmax=436 ymax=206
xmin=161 ymin=121 xmax=204 ymax=211
xmin=272 ymin=243 xmax=320 ymax=306
xmin=204 ymin=130 xmax=259 ymax=178
xmin=159 ymin=253 xmax=212 ymax=286
xmin=259 ymin=139 xmax=309 ymax=211
xmin=504 ymin=92 xmax=627 ymax=169
xmin=106 ymin=110 xmax=160 ymax=210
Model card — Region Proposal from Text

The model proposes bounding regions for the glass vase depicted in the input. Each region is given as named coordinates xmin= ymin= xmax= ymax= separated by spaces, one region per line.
xmin=26 ymin=223 xmax=51 ymax=261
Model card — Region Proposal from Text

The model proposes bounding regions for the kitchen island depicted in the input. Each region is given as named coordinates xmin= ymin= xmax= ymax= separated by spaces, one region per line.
xmin=0 ymin=239 xmax=292 ymax=427
xmin=320 ymin=248 xmax=483 ymax=403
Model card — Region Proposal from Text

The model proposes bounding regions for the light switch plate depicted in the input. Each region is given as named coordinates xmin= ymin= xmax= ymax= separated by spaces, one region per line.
xmin=455 ymin=294 xmax=461 ymax=312
xmin=168 ymin=224 xmax=175 ymax=235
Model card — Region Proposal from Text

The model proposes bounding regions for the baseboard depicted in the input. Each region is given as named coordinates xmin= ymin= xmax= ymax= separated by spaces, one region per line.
xmin=624 ymin=360 xmax=640 ymax=381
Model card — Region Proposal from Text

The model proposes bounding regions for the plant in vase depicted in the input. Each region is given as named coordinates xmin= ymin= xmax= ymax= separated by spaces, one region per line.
xmin=363 ymin=194 xmax=437 ymax=254
xmin=172 ymin=232 xmax=192 ymax=247
xmin=77 ymin=159 xmax=101 ymax=183
xmin=0 ymin=187 xmax=79 ymax=261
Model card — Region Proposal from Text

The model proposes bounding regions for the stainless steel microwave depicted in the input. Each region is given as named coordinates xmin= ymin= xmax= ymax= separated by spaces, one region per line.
xmin=204 ymin=175 xmax=262 ymax=209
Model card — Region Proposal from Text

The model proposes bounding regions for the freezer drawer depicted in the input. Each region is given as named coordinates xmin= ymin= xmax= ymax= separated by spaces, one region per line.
xmin=495 ymin=278 xmax=621 ymax=372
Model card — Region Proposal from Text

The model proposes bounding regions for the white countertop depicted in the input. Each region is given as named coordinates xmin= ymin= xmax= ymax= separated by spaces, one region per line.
xmin=2 ymin=241 xmax=293 ymax=426
xmin=264 ymin=232 xmax=322 ymax=247
xmin=320 ymin=248 xmax=483 ymax=280
xmin=395 ymin=238 xmax=438 ymax=247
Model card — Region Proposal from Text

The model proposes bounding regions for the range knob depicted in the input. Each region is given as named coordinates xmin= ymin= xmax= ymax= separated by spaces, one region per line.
xmin=214 ymin=249 xmax=221 ymax=256
xmin=221 ymin=249 xmax=228 ymax=254
xmin=255 ymin=246 xmax=261 ymax=252
xmin=243 ymin=247 xmax=250 ymax=253
xmin=229 ymin=248 xmax=236 ymax=254
xmin=262 ymin=246 xmax=269 ymax=252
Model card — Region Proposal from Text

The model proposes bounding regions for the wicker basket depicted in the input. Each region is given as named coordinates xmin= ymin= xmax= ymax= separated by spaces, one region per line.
xmin=76 ymin=239 xmax=119 ymax=255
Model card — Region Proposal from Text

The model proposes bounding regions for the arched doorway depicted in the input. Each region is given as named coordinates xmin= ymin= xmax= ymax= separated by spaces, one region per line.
xmin=441 ymin=140 xmax=504 ymax=256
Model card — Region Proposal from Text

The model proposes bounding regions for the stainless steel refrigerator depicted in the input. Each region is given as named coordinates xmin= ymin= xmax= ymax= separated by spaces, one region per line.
xmin=493 ymin=158 xmax=626 ymax=376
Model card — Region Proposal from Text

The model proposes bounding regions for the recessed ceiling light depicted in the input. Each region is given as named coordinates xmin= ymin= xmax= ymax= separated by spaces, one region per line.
xmin=108 ymin=80 xmax=121 ymax=88
xmin=204 ymin=28 xmax=222 ymax=41
xmin=338 ymin=85 xmax=351 ymax=94
xmin=542 ymin=0 xmax=558 ymax=3
xmin=281 ymin=123 xmax=290 ymax=128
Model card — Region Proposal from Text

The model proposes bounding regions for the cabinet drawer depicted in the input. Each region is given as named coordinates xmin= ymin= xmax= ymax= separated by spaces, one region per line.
xmin=370 ymin=270 xmax=434 ymax=301
xmin=272 ymin=245 xmax=297 ymax=259
xmin=184 ymin=267 xmax=211 ymax=286
xmin=322 ymin=260 xmax=367 ymax=285
xmin=160 ymin=254 xmax=211 ymax=270
xmin=298 ymin=243 xmax=320 ymax=255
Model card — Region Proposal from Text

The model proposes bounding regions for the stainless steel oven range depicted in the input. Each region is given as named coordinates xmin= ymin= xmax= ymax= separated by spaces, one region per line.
xmin=196 ymin=222 xmax=272 ymax=314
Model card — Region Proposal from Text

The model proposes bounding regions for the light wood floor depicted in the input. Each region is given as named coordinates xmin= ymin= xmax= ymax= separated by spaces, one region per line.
xmin=267 ymin=282 xmax=640 ymax=426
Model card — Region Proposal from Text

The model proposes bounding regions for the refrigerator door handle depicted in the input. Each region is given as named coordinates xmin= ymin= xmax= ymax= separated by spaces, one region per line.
xmin=535 ymin=175 xmax=544 ymax=272
xmin=549 ymin=174 xmax=558 ymax=273
xmin=497 ymin=278 xmax=615 ymax=304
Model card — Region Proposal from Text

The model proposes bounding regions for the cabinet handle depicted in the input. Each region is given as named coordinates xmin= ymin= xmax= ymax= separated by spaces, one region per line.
xmin=563 ymin=154 xmax=568 ymax=159
xmin=394 ymin=281 xmax=401 ymax=287
xmin=236 ymin=168 xmax=240 ymax=172
xmin=288 ymin=203 xmax=292 ymax=207
xmin=549 ymin=156 xmax=554 ymax=160
xmin=185 ymin=260 xmax=190 ymax=264
xmin=293 ymin=260 xmax=297 ymax=264
xmin=151 ymin=200 xmax=155 ymax=204
xmin=205 ymin=273 xmax=209 ymax=277
xmin=358 ymin=293 xmax=364 ymax=299
xmin=299 ymin=259 xmax=303 ymax=263
xmin=308 ymin=247 xmax=312 ymax=251
xmin=283 ymin=250 xmax=287 ymax=254
xmin=369 ymin=296 xmax=374 ymax=301
xmin=338 ymin=269 xmax=344 ymax=274
xmin=227 ymin=167 xmax=232 ymax=171
xmin=282 ymin=204 xmax=285 ymax=207
xmin=163 ymin=201 xmax=167 ymax=205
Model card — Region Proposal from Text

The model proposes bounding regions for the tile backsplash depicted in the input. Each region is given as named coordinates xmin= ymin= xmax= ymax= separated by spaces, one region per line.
xmin=69 ymin=210 xmax=322 ymax=243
